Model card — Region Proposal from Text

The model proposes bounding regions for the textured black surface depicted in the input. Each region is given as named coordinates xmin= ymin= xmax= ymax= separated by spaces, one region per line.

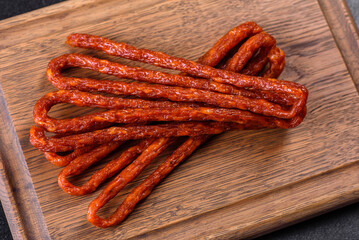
xmin=347 ymin=0 xmax=359 ymax=26
xmin=0 ymin=0 xmax=358 ymax=239
xmin=0 ymin=0 xmax=63 ymax=20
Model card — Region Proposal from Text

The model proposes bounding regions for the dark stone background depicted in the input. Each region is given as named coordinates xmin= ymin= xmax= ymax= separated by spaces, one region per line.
xmin=0 ymin=0 xmax=358 ymax=239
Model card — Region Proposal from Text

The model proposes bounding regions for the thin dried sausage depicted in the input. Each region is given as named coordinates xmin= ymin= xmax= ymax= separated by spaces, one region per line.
xmin=29 ymin=21 xmax=307 ymax=228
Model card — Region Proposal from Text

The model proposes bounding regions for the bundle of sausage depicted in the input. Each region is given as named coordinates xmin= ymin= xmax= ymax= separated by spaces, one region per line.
xmin=29 ymin=22 xmax=308 ymax=228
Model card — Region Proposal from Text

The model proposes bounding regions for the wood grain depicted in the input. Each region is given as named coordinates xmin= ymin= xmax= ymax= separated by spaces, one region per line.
xmin=0 ymin=0 xmax=358 ymax=239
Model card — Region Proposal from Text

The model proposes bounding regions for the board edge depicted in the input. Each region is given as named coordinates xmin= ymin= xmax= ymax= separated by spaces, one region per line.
xmin=0 ymin=157 xmax=25 ymax=240
xmin=317 ymin=0 xmax=359 ymax=93
xmin=0 ymin=85 xmax=51 ymax=240
xmin=0 ymin=0 xmax=100 ymax=31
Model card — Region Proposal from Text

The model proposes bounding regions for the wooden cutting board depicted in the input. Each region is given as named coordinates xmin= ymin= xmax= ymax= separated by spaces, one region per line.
xmin=0 ymin=0 xmax=358 ymax=239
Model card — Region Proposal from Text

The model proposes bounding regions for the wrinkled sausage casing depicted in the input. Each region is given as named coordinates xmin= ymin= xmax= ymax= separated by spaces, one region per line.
xmin=29 ymin=21 xmax=308 ymax=228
